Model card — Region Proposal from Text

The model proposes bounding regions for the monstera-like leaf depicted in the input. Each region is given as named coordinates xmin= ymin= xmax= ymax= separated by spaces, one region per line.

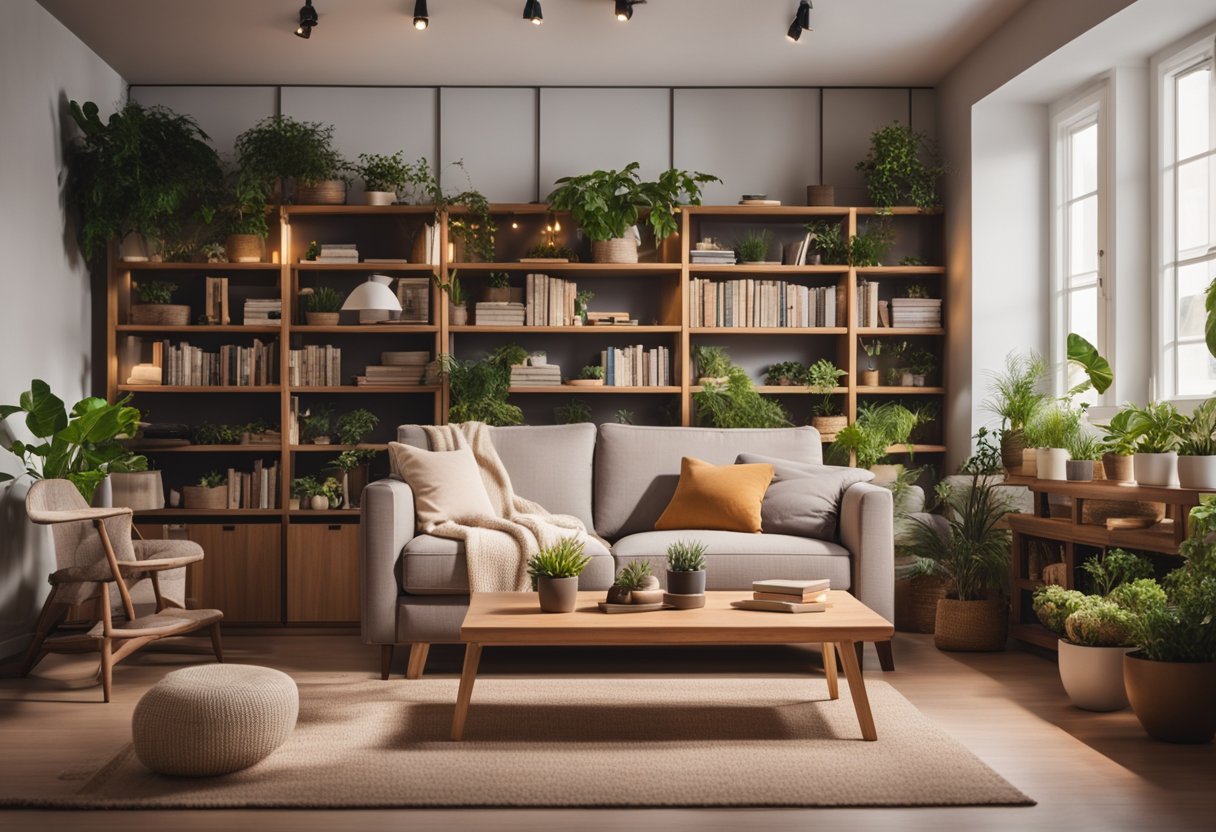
xmin=1066 ymin=333 xmax=1113 ymax=397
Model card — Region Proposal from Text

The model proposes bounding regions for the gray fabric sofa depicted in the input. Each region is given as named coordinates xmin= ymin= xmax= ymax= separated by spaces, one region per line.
xmin=361 ymin=423 xmax=895 ymax=677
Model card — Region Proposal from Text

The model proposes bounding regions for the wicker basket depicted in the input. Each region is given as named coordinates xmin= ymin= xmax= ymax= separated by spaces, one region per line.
xmin=592 ymin=237 xmax=639 ymax=264
xmin=182 ymin=485 xmax=227 ymax=510
xmin=225 ymin=234 xmax=263 ymax=263
xmin=306 ymin=312 xmax=340 ymax=326
xmin=1001 ymin=430 xmax=1027 ymax=473
xmin=897 ymin=575 xmax=951 ymax=633
xmin=295 ymin=179 xmax=347 ymax=205
xmin=811 ymin=415 xmax=847 ymax=442
xmin=933 ymin=597 xmax=1009 ymax=651
xmin=130 ymin=304 xmax=191 ymax=326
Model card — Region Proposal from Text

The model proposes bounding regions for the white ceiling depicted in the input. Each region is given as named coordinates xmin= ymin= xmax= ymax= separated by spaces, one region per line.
xmin=38 ymin=0 xmax=1029 ymax=87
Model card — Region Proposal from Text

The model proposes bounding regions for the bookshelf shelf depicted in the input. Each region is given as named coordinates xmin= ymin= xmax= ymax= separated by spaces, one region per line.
xmin=290 ymin=325 xmax=439 ymax=334
xmin=450 ymin=325 xmax=680 ymax=334
xmin=116 ymin=385 xmax=281 ymax=394
xmin=452 ymin=262 xmax=681 ymax=276
xmin=118 ymin=262 xmax=280 ymax=271
xmin=509 ymin=386 xmax=681 ymax=395
xmin=291 ymin=263 xmax=436 ymax=272
xmin=857 ymin=386 xmax=947 ymax=395
xmin=689 ymin=327 xmax=848 ymax=335
xmin=289 ymin=386 xmax=441 ymax=394
xmin=129 ymin=444 xmax=281 ymax=454
xmin=133 ymin=509 xmax=283 ymax=517
xmin=855 ymin=266 xmax=945 ymax=276
xmin=116 ymin=325 xmax=283 ymax=334
xmin=689 ymin=265 xmax=849 ymax=275
xmin=290 ymin=444 xmax=389 ymax=452
xmin=856 ymin=327 xmax=945 ymax=336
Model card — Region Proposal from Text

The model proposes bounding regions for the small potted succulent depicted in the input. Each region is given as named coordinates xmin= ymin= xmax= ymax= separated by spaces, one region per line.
xmin=527 ymin=537 xmax=592 ymax=613
xmin=130 ymin=279 xmax=190 ymax=326
xmin=665 ymin=540 xmax=707 ymax=596
xmin=568 ymin=365 xmax=604 ymax=387
xmin=806 ymin=358 xmax=847 ymax=440
xmin=764 ymin=361 xmax=807 ymax=387
xmin=1177 ymin=397 xmax=1216 ymax=489
xmin=859 ymin=340 xmax=882 ymax=387
xmin=183 ymin=471 xmax=227 ymax=509
xmin=606 ymin=561 xmax=661 ymax=605
xmin=305 ymin=286 xmax=344 ymax=326
xmin=351 ymin=151 xmax=410 ymax=205
xmin=1065 ymin=432 xmax=1101 ymax=482
xmin=1126 ymin=401 xmax=1184 ymax=487
xmin=434 ymin=273 xmax=467 ymax=326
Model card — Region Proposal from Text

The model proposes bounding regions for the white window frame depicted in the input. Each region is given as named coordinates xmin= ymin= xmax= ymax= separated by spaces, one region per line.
xmin=1049 ymin=80 xmax=1112 ymax=404
xmin=1152 ymin=31 xmax=1216 ymax=403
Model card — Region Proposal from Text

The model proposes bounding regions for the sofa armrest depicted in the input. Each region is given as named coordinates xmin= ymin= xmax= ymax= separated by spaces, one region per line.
xmin=839 ymin=482 xmax=895 ymax=626
xmin=361 ymin=476 xmax=415 ymax=644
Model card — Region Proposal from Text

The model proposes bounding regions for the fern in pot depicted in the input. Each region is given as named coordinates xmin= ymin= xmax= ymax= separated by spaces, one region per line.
xmin=221 ymin=172 xmax=270 ymax=263
xmin=982 ymin=351 xmax=1049 ymax=474
xmin=1177 ymin=397 xmax=1216 ymax=489
xmin=665 ymin=540 xmax=708 ymax=597
xmin=828 ymin=401 xmax=925 ymax=484
xmin=805 ymin=358 xmax=847 ymax=440
xmin=527 ymin=538 xmax=592 ymax=613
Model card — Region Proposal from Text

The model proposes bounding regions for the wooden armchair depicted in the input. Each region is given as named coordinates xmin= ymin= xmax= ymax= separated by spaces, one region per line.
xmin=20 ymin=479 xmax=224 ymax=702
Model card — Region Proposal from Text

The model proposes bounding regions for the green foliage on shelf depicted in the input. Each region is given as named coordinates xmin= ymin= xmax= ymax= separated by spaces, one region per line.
xmin=306 ymin=286 xmax=344 ymax=313
xmin=301 ymin=407 xmax=333 ymax=442
xmin=692 ymin=345 xmax=733 ymax=380
xmin=805 ymin=358 xmax=846 ymax=417
xmin=1178 ymin=397 xmax=1216 ymax=456
xmin=579 ymin=365 xmax=605 ymax=380
xmin=764 ymin=360 xmax=807 ymax=386
xmin=197 ymin=470 xmax=226 ymax=489
xmin=135 ymin=280 xmax=177 ymax=305
xmin=1121 ymin=401 xmax=1185 ymax=454
xmin=292 ymin=475 xmax=323 ymax=499
xmin=335 ymin=409 xmax=379 ymax=446
xmin=351 ymin=151 xmax=411 ymax=194
xmin=1023 ymin=401 xmax=1082 ymax=450
xmin=855 ymin=122 xmax=943 ymax=211
xmin=615 ymin=408 xmax=635 ymax=425
xmin=693 ymin=367 xmax=791 ymax=430
xmin=192 ymin=420 xmax=272 ymax=445
xmin=441 ymin=346 xmax=525 ymax=426
xmin=829 ymin=401 xmax=926 ymax=468
xmin=525 ymin=241 xmax=579 ymax=261
xmin=221 ymin=172 xmax=270 ymax=238
xmin=848 ymin=220 xmax=895 ymax=267
xmin=908 ymin=348 xmax=936 ymax=378
xmin=666 ymin=540 xmax=707 ymax=572
xmin=983 ymin=351 xmax=1049 ymax=434
xmin=1066 ymin=431 xmax=1102 ymax=463
xmin=554 ymin=399 xmax=593 ymax=424
xmin=734 ymin=229 xmax=773 ymax=262
xmin=527 ymin=537 xmax=591 ymax=579
xmin=613 ymin=560 xmax=654 ymax=589
xmin=899 ymin=255 xmax=928 ymax=266
xmin=330 ymin=447 xmax=379 ymax=473
xmin=235 ymin=115 xmax=347 ymax=191
xmin=906 ymin=283 xmax=930 ymax=299
xmin=434 ymin=273 xmax=466 ymax=307
xmin=1081 ymin=549 xmax=1155 ymax=597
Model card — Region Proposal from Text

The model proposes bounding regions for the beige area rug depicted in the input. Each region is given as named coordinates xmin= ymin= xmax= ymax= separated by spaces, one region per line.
xmin=5 ymin=677 xmax=1032 ymax=809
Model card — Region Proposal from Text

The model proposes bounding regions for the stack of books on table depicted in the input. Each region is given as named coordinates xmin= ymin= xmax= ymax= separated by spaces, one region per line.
xmin=890 ymin=297 xmax=942 ymax=328
xmin=474 ymin=302 xmax=525 ymax=326
xmin=356 ymin=351 xmax=430 ymax=387
xmin=730 ymin=579 xmax=831 ymax=613
xmin=509 ymin=364 xmax=562 ymax=387
xmin=690 ymin=248 xmax=737 ymax=266
xmin=310 ymin=244 xmax=359 ymax=264
xmin=243 ymin=298 xmax=282 ymax=325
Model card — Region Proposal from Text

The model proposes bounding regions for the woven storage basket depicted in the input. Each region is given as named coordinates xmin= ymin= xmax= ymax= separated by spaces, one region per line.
xmin=1001 ymin=430 xmax=1027 ymax=473
xmin=592 ymin=237 xmax=639 ymax=264
xmin=182 ymin=485 xmax=226 ymax=510
xmin=904 ymin=575 xmax=951 ymax=633
xmin=811 ymin=415 xmax=848 ymax=442
xmin=934 ymin=597 xmax=1009 ymax=651
xmin=225 ymin=234 xmax=263 ymax=263
xmin=306 ymin=312 xmax=340 ymax=326
xmin=295 ymin=179 xmax=347 ymax=205
xmin=130 ymin=304 xmax=191 ymax=326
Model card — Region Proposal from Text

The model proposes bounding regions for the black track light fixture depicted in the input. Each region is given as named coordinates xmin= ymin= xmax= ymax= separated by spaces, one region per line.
xmin=413 ymin=0 xmax=429 ymax=30
xmin=615 ymin=0 xmax=646 ymax=23
xmin=523 ymin=0 xmax=543 ymax=26
xmin=787 ymin=0 xmax=812 ymax=42
xmin=295 ymin=0 xmax=317 ymax=38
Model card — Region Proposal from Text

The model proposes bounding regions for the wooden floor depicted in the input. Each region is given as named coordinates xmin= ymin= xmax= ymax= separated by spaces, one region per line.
xmin=0 ymin=632 xmax=1212 ymax=831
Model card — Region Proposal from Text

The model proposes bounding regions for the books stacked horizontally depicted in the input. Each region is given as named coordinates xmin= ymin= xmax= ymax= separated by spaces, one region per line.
xmin=586 ymin=311 xmax=638 ymax=326
xmin=689 ymin=278 xmax=840 ymax=328
xmin=243 ymin=298 xmax=282 ymax=325
xmin=690 ymin=247 xmax=737 ymax=266
xmin=730 ymin=579 xmax=831 ymax=613
xmin=890 ymin=297 xmax=943 ymax=328
xmin=525 ymin=273 xmax=578 ymax=326
xmin=226 ymin=460 xmax=279 ymax=510
xmin=857 ymin=281 xmax=881 ymax=328
xmin=287 ymin=344 xmax=342 ymax=387
xmin=474 ymin=302 xmax=525 ymax=326
xmin=155 ymin=339 xmax=278 ymax=387
xmin=356 ymin=350 xmax=430 ymax=387
xmin=600 ymin=345 xmax=670 ymax=387
xmin=510 ymin=363 xmax=562 ymax=387
xmin=311 ymin=243 xmax=359 ymax=264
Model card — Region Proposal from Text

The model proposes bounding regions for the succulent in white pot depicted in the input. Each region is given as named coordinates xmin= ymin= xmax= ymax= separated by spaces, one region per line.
xmin=1177 ymin=397 xmax=1216 ymax=489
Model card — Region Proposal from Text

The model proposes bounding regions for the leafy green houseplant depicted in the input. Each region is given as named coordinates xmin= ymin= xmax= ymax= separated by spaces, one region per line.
xmin=0 ymin=381 xmax=147 ymax=501
xmin=130 ymin=276 xmax=190 ymax=325
xmin=806 ymin=220 xmax=848 ymax=265
xmin=1177 ymin=397 xmax=1216 ymax=489
xmin=330 ymin=447 xmax=380 ymax=509
xmin=848 ymin=220 xmax=895 ymax=267
xmin=434 ymin=273 xmax=468 ymax=324
xmin=983 ymin=351 xmax=1049 ymax=472
xmin=734 ymin=230 xmax=774 ymax=263
xmin=335 ymin=408 xmax=379 ymax=446
xmin=579 ymin=365 xmax=605 ymax=381
xmin=804 ymin=358 xmax=847 ymax=439
xmin=300 ymin=406 xmax=333 ymax=444
xmin=615 ymin=408 xmax=635 ymax=425
xmin=554 ymin=399 xmax=593 ymax=424
xmin=829 ymin=401 xmax=925 ymax=478
xmin=692 ymin=346 xmax=732 ymax=382
xmin=546 ymin=163 xmax=720 ymax=263
xmin=765 ymin=361 xmax=807 ymax=386
xmin=960 ymin=427 xmax=1003 ymax=476
xmin=855 ymin=122 xmax=944 ymax=211
xmin=524 ymin=241 xmax=578 ymax=261
xmin=351 ymin=151 xmax=411 ymax=204
xmin=693 ymin=368 xmax=791 ymax=430
xmin=908 ymin=349 xmax=936 ymax=386
xmin=1096 ymin=407 xmax=1139 ymax=483
xmin=235 ymin=115 xmax=347 ymax=202
xmin=441 ymin=346 xmax=524 ymax=426
xmin=1124 ymin=401 xmax=1185 ymax=487
xmin=527 ymin=537 xmax=592 ymax=613
xmin=220 ymin=172 xmax=270 ymax=263
xmin=859 ymin=339 xmax=883 ymax=384
xmin=66 ymin=100 xmax=223 ymax=263
xmin=666 ymin=540 xmax=708 ymax=595
xmin=1065 ymin=431 xmax=1102 ymax=481
xmin=1024 ymin=401 xmax=1083 ymax=480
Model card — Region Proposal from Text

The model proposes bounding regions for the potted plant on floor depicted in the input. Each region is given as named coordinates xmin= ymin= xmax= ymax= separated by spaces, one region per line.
xmin=1125 ymin=401 xmax=1184 ymax=487
xmin=805 ymin=358 xmax=847 ymax=440
xmin=1177 ymin=397 xmax=1216 ymax=489
xmin=304 ymin=286 xmax=344 ymax=326
xmin=855 ymin=122 xmax=943 ymax=212
xmin=527 ymin=537 xmax=592 ymax=613
xmin=434 ymin=273 xmax=468 ymax=325
xmin=734 ymin=230 xmax=775 ymax=265
xmin=441 ymin=345 xmax=526 ymax=426
xmin=547 ymin=163 xmax=720 ymax=264
xmin=829 ymin=401 xmax=925 ymax=484
xmin=983 ymin=351 xmax=1049 ymax=473
xmin=351 ymin=151 xmax=410 ymax=206
xmin=221 ymin=172 xmax=270 ymax=263
xmin=1124 ymin=499 xmax=1216 ymax=743
xmin=1065 ymin=432 xmax=1102 ymax=482
xmin=606 ymin=561 xmax=661 ymax=605
xmin=235 ymin=115 xmax=348 ymax=204
xmin=905 ymin=473 xmax=1015 ymax=651
xmin=130 ymin=279 xmax=191 ymax=326
xmin=665 ymin=540 xmax=708 ymax=596
xmin=183 ymin=471 xmax=227 ymax=509
xmin=859 ymin=340 xmax=882 ymax=387
xmin=765 ymin=361 xmax=807 ymax=387
xmin=1024 ymin=401 xmax=1081 ymax=481
xmin=1097 ymin=408 xmax=1139 ymax=484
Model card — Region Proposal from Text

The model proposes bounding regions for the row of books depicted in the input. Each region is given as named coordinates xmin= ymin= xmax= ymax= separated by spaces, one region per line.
xmin=525 ymin=273 xmax=578 ymax=326
xmin=204 ymin=277 xmax=230 ymax=324
xmin=244 ymin=298 xmax=282 ymax=324
xmin=223 ymin=460 xmax=280 ymax=510
xmin=858 ymin=281 xmax=881 ymax=328
xmin=689 ymin=278 xmax=841 ymax=328
xmin=153 ymin=340 xmax=278 ymax=387
xmin=474 ymin=302 xmax=526 ymax=326
xmin=730 ymin=579 xmax=830 ymax=614
xmin=357 ymin=350 xmax=431 ymax=387
xmin=600 ymin=345 xmax=671 ymax=387
xmin=287 ymin=345 xmax=343 ymax=387
xmin=890 ymin=297 xmax=943 ymax=328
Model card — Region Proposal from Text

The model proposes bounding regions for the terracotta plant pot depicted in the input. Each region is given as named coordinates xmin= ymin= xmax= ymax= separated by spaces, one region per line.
xmin=362 ymin=191 xmax=396 ymax=206
xmin=295 ymin=178 xmax=347 ymax=205
xmin=225 ymin=233 xmax=263 ymax=263
xmin=130 ymin=304 xmax=191 ymax=326
xmin=1124 ymin=652 xmax=1216 ymax=744
xmin=1134 ymin=452 xmax=1179 ymax=487
xmin=1103 ymin=452 xmax=1135 ymax=484
xmin=1036 ymin=448 xmax=1071 ymax=481
xmin=538 ymin=576 xmax=579 ymax=613
xmin=1000 ymin=430 xmax=1027 ymax=473
xmin=1178 ymin=455 xmax=1216 ymax=489
xmin=811 ymin=415 xmax=847 ymax=442
xmin=182 ymin=485 xmax=226 ymax=510
xmin=666 ymin=569 xmax=706 ymax=595
xmin=591 ymin=237 xmax=639 ymax=264
xmin=1058 ymin=640 xmax=1134 ymax=712
xmin=859 ymin=369 xmax=880 ymax=387
xmin=306 ymin=311 xmax=340 ymax=326
xmin=933 ymin=597 xmax=1008 ymax=652
xmin=1065 ymin=459 xmax=1094 ymax=482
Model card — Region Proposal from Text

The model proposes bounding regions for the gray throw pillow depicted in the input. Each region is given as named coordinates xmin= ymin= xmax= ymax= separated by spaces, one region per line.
xmin=735 ymin=453 xmax=876 ymax=540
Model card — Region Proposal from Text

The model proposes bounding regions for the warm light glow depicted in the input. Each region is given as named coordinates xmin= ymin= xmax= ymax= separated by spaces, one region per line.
xmin=414 ymin=18 xmax=428 ymax=30
xmin=553 ymin=220 xmax=561 ymax=231
xmin=511 ymin=221 xmax=520 ymax=229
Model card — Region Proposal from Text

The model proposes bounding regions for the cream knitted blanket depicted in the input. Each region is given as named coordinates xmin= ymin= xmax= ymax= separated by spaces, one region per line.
xmin=419 ymin=422 xmax=590 ymax=592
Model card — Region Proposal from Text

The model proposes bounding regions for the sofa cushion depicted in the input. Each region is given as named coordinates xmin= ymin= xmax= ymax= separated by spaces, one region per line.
xmin=736 ymin=452 xmax=875 ymax=540
xmin=594 ymin=424 xmax=823 ymax=539
xmin=654 ymin=457 xmax=773 ymax=533
xmin=398 ymin=423 xmax=596 ymax=530
xmin=402 ymin=534 xmax=614 ymax=594
xmin=610 ymin=530 xmax=851 ymax=591
xmin=388 ymin=443 xmax=495 ymax=528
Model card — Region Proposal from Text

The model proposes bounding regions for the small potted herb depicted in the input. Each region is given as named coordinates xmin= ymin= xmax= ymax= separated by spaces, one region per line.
xmin=567 ymin=365 xmax=604 ymax=387
xmin=434 ymin=273 xmax=467 ymax=325
xmin=859 ymin=339 xmax=882 ymax=387
xmin=1065 ymin=432 xmax=1102 ymax=482
xmin=183 ymin=471 xmax=227 ymax=509
xmin=764 ymin=360 xmax=807 ymax=387
xmin=301 ymin=406 xmax=333 ymax=445
xmin=606 ymin=560 xmax=661 ymax=605
xmin=909 ymin=348 xmax=936 ymax=387
xmin=527 ymin=537 xmax=592 ymax=613
xmin=806 ymin=358 xmax=847 ymax=440
xmin=734 ymin=229 xmax=774 ymax=264
xmin=1024 ymin=402 xmax=1082 ymax=481
xmin=131 ymin=279 xmax=191 ymax=326
xmin=305 ymin=286 xmax=344 ymax=326
xmin=1177 ymin=397 xmax=1216 ymax=489
xmin=665 ymin=540 xmax=708 ymax=596
xmin=351 ymin=151 xmax=410 ymax=205
xmin=1126 ymin=401 xmax=1185 ymax=486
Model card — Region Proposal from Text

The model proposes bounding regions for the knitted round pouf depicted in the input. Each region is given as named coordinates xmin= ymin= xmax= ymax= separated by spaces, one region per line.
xmin=132 ymin=664 xmax=299 ymax=777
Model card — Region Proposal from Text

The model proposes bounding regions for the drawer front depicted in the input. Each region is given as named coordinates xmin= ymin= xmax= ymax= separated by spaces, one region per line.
xmin=287 ymin=523 xmax=360 ymax=623
xmin=186 ymin=523 xmax=282 ymax=623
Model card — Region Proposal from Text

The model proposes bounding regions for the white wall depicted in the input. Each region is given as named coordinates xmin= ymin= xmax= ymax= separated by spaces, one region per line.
xmin=0 ymin=0 xmax=125 ymax=658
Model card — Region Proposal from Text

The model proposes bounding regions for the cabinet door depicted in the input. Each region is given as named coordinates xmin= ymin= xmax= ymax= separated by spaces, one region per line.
xmin=186 ymin=523 xmax=282 ymax=623
xmin=287 ymin=523 xmax=360 ymax=623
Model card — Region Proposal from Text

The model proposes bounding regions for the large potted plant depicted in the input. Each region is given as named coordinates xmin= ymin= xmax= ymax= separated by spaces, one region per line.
xmin=983 ymin=351 xmax=1049 ymax=473
xmin=1177 ymin=397 xmax=1216 ymax=489
xmin=1124 ymin=499 xmax=1216 ymax=743
xmin=130 ymin=279 xmax=191 ymax=326
xmin=351 ymin=151 xmax=411 ymax=206
xmin=855 ymin=122 xmax=944 ymax=212
xmin=547 ymin=163 xmax=719 ymax=264
xmin=1126 ymin=401 xmax=1184 ymax=487
xmin=805 ymin=358 xmax=847 ymax=440
xmin=905 ymin=474 xmax=1014 ymax=651
xmin=235 ymin=115 xmax=348 ymax=204
xmin=221 ymin=173 xmax=270 ymax=263
xmin=665 ymin=540 xmax=708 ymax=596
xmin=829 ymin=401 xmax=925 ymax=484
xmin=66 ymin=100 xmax=223 ymax=263
xmin=441 ymin=345 xmax=526 ymax=426
xmin=527 ymin=537 xmax=592 ymax=613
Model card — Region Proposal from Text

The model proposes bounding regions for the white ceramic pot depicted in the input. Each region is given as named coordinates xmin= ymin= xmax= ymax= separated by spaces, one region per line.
xmin=900 ymin=372 xmax=915 ymax=387
xmin=363 ymin=190 xmax=396 ymax=206
xmin=912 ymin=374 xmax=926 ymax=387
xmin=1036 ymin=448 xmax=1071 ymax=481
xmin=1058 ymin=640 xmax=1134 ymax=712
xmin=1133 ymin=452 xmax=1179 ymax=487
xmin=310 ymin=495 xmax=329 ymax=511
xmin=1178 ymin=455 xmax=1216 ymax=489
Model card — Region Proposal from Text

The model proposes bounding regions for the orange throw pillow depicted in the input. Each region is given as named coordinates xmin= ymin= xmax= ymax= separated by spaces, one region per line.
xmin=654 ymin=457 xmax=774 ymax=533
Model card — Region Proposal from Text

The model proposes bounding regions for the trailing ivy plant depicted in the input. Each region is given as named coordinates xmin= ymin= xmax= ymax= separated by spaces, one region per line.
xmin=855 ymin=122 xmax=944 ymax=211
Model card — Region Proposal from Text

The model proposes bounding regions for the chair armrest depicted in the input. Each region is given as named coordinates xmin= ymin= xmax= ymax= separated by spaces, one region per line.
xmin=27 ymin=506 xmax=133 ymax=526
xmin=117 ymin=554 xmax=203 ymax=573
xmin=839 ymin=482 xmax=895 ymax=625
xmin=361 ymin=476 xmax=415 ymax=644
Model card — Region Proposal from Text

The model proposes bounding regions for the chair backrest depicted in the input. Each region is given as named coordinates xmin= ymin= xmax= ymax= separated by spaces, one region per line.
xmin=26 ymin=479 xmax=136 ymax=573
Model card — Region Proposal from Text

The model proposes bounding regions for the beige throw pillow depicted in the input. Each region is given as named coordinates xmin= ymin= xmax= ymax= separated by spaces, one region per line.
xmin=388 ymin=442 xmax=496 ymax=528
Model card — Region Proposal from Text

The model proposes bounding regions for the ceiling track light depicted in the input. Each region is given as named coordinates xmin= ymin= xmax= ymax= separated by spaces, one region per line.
xmin=523 ymin=0 xmax=543 ymax=26
xmin=787 ymin=0 xmax=812 ymax=42
xmin=615 ymin=0 xmax=646 ymax=23
xmin=412 ymin=0 xmax=428 ymax=30
xmin=295 ymin=0 xmax=317 ymax=38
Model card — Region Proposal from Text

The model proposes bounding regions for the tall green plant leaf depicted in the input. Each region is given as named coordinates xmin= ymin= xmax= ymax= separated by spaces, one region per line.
xmin=1206 ymin=276 xmax=1216 ymax=360
xmin=1066 ymin=333 xmax=1113 ymax=395
xmin=17 ymin=380 xmax=68 ymax=438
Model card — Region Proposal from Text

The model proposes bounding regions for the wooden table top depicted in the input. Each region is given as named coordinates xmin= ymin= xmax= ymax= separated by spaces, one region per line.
xmin=460 ymin=590 xmax=894 ymax=645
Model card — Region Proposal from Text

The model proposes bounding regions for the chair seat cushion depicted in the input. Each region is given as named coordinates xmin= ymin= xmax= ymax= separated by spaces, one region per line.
xmin=403 ymin=534 xmax=614 ymax=594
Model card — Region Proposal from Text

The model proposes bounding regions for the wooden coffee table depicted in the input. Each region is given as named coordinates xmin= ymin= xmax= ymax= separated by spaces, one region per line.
xmin=451 ymin=589 xmax=894 ymax=742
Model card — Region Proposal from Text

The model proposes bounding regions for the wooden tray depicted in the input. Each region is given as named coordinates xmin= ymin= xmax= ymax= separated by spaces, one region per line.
xmin=597 ymin=602 xmax=664 ymax=614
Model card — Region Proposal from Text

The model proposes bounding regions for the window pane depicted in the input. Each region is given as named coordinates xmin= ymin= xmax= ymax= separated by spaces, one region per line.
xmin=1178 ymin=341 xmax=1216 ymax=397
xmin=1178 ymin=156 xmax=1213 ymax=256
xmin=1178 ymin=260 xmax=1215 ymax=338
xmin=1069 ymin=195 xmax=1098 ymax=275
xmin=1070 ymin=122 xmax=1098 ymax=197
xmin=1069 ymin=285 xmax=1099 ymax=347
xmin=1177 ymin=66 xmax=1211 ymax=160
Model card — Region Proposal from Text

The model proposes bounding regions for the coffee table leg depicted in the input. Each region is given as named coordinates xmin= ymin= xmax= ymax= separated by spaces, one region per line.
xmin=822 ymin=642 xmax=839 ymax=700
xmin=451 ymin=643 xmax=482 ymax=741
xmin=838 ymin=639 xmax=877 ymax=741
